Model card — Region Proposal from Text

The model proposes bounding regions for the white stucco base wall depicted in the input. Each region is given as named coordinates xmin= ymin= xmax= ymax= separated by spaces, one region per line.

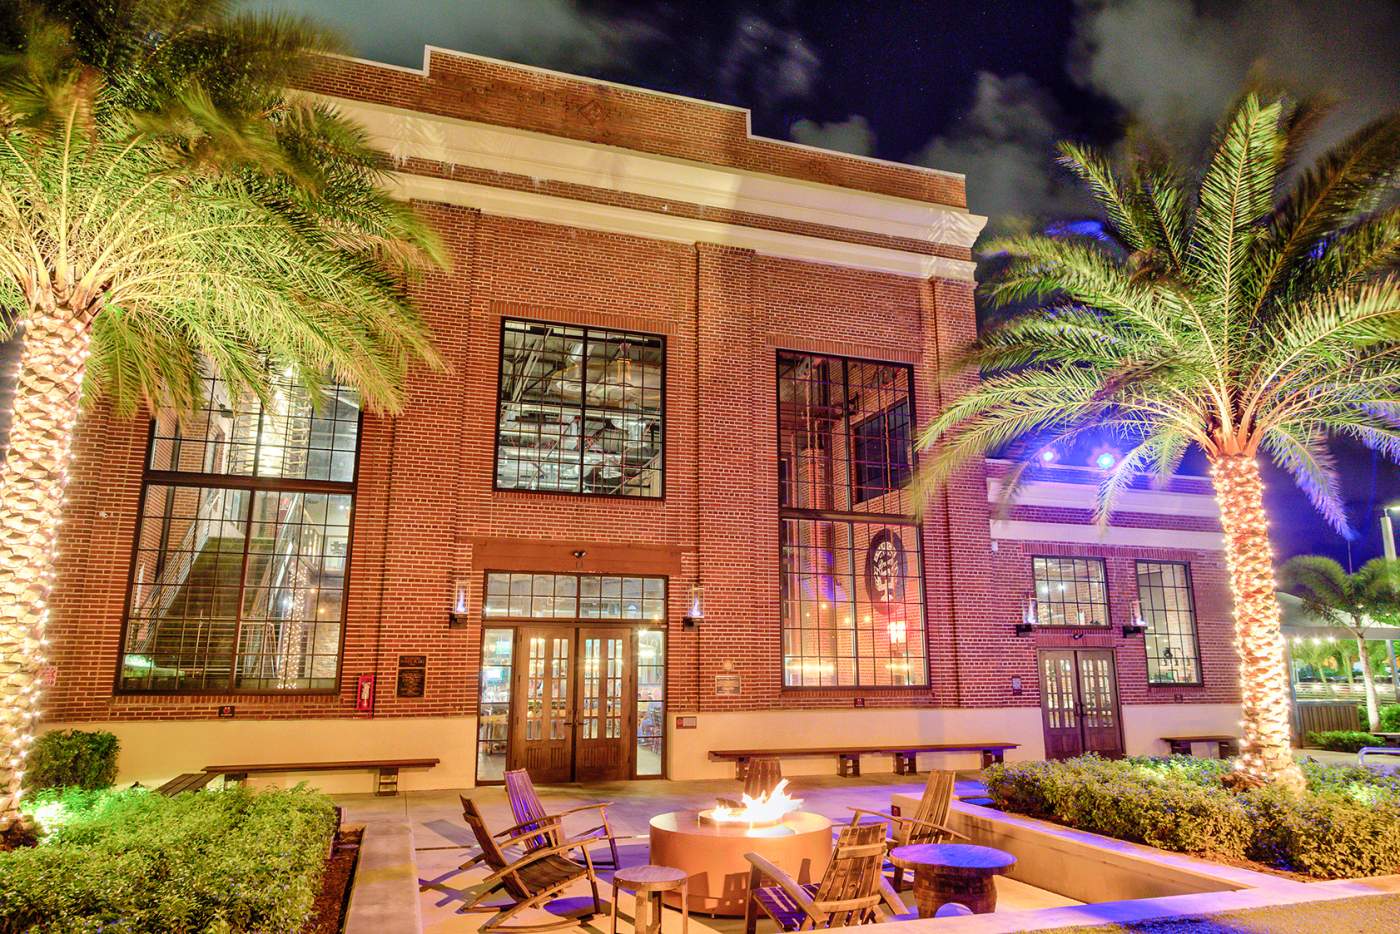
xmin=41 ymin=716 xmax=478 ymax=794
xmin=665 ymin=707 xmax=1049 ymax=780
xmin=45 ymin=702 xmax=1243 ymax=792
xmin=1121 ymin=702 xmax=1243 ymax=757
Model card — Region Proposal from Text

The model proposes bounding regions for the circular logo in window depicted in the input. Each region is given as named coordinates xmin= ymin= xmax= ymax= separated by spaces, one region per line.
xmin=865 ymin=528 xmax=906 ymax=612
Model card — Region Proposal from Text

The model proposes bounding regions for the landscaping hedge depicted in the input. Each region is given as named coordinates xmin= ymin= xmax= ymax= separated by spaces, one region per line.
xmin=1306 ymin=729 xmax=1385 ymax=752
xmin=0 ymin=786 xmax=336 ymax=933
xmin=22 ymin=730 xmax=119 ymax=792
xmin=984 ymin=755 xmax=1400 ymax=879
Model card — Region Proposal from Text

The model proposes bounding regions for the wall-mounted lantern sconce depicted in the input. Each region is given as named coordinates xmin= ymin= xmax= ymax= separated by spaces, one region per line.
xmin=1014 ymin=595 xmax=1037 ymax=635
xmin=1122 ymin=599 xmax=1147 ymax=637
xmin=448 ymin=580 xmax=470 ymax=629
xmin=683 ymin=585 xmax=704 ymax=629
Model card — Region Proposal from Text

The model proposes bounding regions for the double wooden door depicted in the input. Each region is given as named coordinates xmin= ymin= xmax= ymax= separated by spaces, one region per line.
xmin=509 ymin=626 xmax=635 ymax=783
xmin=1039 ymin=649 xmax=1124 ymax=759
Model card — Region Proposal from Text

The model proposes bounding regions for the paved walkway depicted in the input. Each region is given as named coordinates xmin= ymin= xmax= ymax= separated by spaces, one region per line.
xmin=338 ymin=772 xmax=1075 ymax=934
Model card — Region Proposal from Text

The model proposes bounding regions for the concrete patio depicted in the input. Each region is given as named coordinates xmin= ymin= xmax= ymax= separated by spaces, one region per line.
xmin=337 ymin=772 xmax=1078 ymax=934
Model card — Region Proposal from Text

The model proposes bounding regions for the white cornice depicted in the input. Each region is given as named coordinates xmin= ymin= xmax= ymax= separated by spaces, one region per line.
xmin=989 ymin=519 xmax=1224 ymax=551
xmin=314 ymin=94 xmax=986 ymax=256
xmin=391 ymin=172 xmax=979 ymax=281
xmin=987 ymin=477 xmax=1221 ymax=519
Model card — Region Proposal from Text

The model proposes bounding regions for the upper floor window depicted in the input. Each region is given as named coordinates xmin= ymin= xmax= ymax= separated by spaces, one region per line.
xmin=496 ymin=319 xmax=664 ymax=498
xmin=120 ymin=370 xmax=359 ymax=693
xmin=1136 ymin=561 xmax=1202 ymax=684
xmin=779 ymin=353 xmax=916 ymax=514
xmin=778 ymin=351 xmax=926 ymax=687
xmin=1032 ymin=556 xmax=1109 ymax=626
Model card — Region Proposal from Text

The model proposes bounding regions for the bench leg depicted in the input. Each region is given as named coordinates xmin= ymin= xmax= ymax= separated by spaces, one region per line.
xmin=981 ymin=750 xmax=1003 ymax=768
xmin=1167 ymin=740 xmax=1191 ymax=757
xmin=735 ymin=758 xmax=749 ymax=782
xmin=1218 ymin=740 xmax=1238 ymax=759
xmin=894 ymin=752 xmax=917 ymax=775
xmin=376 ymin=767 xmax=400 ymax=796
xmin=839 ymin=754 xmax=860 ymax=777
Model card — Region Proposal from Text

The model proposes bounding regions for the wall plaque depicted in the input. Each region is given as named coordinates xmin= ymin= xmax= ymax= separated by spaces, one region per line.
xmin=714 ymin=673 xmax=741 ymax=696
xmin=396 ymin=655 xmax=427 ymax=698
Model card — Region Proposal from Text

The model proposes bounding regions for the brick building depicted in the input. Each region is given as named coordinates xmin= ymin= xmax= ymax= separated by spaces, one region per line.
xmin=43 ymin=49 xmax=1240 ymax=791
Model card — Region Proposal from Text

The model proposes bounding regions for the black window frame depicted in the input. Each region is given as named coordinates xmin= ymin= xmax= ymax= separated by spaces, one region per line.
xmin=852 ymin=399 xmax=913 ymax=504
xmin=493 ymin=318 xmax=666 ymax=500
xmin=1031 ymin=555 xmax=1111 ymax=628
xmin=776 ymin=349 xmax=928 ymax=689
xmin=1136 ymin=560 xmax=1204 ymax=686
xmin=115 ymin=378 xmax=361 ymax=696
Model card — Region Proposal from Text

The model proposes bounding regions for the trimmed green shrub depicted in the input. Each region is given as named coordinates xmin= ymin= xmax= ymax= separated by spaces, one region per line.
xmin=1380 ymin=704 xmax=1400 ymax=733
xmin=23 ymin=730 xmax=119 ymax=792
xmin=0 ymin=785 xmax=335 ymax=933
xmin=984 ymin=755 xmax=1400 ymax=879
xmin=1307 ymin=730 xmax=1385 ymax=752
xmin=1245 ymin=787 xmax=1400 ymax=879
xmin=984 ymin=755 xmax=1251 ymax=858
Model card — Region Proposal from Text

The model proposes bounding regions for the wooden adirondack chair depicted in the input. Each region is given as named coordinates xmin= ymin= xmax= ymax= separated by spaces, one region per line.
xmin=848 ymin=769 xmax=969 ymax=890
xmin=457 ymin=795 xmax=602 ymax=932
xmin=504 ymin=768 xmax=622 ymax=868
xmin=743 ymin=821 xmax=906 ymax=933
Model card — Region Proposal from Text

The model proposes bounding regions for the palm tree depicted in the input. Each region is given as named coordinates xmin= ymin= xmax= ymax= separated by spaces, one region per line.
xmin=918 ymin=92 xmax=1400 ymax=791
xmin=1281 ymin=556 xmax=1400 ymax=731
xmin=0 ymin=2 xmax=442 ymax=837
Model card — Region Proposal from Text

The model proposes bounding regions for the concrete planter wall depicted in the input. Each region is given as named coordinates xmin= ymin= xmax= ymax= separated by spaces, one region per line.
xmin=891 ymin=793 xmax=1275 ymax=903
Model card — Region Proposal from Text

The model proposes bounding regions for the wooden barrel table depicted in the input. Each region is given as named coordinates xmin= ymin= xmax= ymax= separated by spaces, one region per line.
xmin=890 ymin=843 xmax=1016 ymax=916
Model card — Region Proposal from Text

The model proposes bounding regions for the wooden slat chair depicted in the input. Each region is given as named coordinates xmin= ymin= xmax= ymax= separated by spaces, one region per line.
xmin=848 ymin=769 xmax=969 ymax=890
xmin=457 ymin=796 xmax=602 ymax=932
xmin=743 ymin=821 xmax=905 ymax=933
xmin=504 ymin=768 xmax=622 ymax=868
xmin=721 ymin=756 xmax=784 ymax=809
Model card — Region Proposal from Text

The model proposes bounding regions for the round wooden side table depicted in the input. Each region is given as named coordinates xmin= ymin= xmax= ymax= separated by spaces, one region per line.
xmin=889 ymin=843 xmax=1016 ymax=916
xmin=612 ymin=864 xmax=689 ymax=934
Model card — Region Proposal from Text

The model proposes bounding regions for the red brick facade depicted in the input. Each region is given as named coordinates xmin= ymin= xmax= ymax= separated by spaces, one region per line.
xmin=43 ymin=50 xmax=1239 ymax=782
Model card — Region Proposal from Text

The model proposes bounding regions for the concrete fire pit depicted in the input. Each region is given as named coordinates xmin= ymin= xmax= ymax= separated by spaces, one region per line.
xmin=648 ymin=809 xmax=833 ymax=916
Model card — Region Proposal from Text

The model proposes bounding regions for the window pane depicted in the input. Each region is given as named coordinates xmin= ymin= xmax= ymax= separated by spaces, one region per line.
xmin=779 ymin=352 xmax=914 ymax=514
xmin=636 ymin=629 xmax=665 ymax=776
xmin=477 ymin=628 xmax=514 ymax=783
xmin=780 ymin=517 xmax=927 ymax=687
xmin=479 ymin=572 xmax=664 ymax=621
xmin=1137 ymin=561 xmax=1202 ymax=684
xmin=148 ymin=370 xmax=360 ymax=482
xmin=496 ymin=319 xmax=663 ymax=497
xmin=1033 ymin=557 xmax=1110 ymax=627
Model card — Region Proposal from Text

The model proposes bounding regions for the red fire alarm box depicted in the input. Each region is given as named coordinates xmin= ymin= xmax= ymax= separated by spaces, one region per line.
xmin=356 ymin=674 xmax=375 ymax=713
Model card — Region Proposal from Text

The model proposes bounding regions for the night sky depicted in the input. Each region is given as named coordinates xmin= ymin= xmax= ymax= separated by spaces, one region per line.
xmin=254 ymin=2 xmax=1399 ymax=563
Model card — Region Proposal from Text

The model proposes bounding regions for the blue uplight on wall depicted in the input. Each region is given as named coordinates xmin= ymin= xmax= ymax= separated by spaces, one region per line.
xmin=1095 ymin=451 xmax=1117 ymax=470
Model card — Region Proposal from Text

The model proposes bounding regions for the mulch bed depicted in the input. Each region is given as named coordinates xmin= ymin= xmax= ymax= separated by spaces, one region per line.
xmin=304 ymin=826 xmax=363 ymax=934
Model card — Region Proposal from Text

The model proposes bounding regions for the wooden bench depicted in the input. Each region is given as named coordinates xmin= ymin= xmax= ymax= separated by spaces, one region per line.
xmin=203 ymin=757 xmax=440 ymax=796
xmin=156 ymin=771 xmax=219 ymax=795
xmin=711 ymin=743 xmax=1019 ymax=778
xmin=1162 ymin=735 xmax=1238 ymax=758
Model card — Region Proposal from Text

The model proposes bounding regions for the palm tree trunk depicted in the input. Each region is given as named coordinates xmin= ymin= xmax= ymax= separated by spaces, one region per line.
xmin=1356 ymin=630 xmax=1381 ymax=732
xmin=0 ymin=303 xmax=90 ymax=836
xmin=1210 ymin=454 xmax=1306 ymax=792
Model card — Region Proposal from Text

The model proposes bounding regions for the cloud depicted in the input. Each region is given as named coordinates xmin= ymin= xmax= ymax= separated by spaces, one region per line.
xmin=912 ymin=73 xmax=1091 ymax=230
xmin=789 ymin=115 xmax=876 ymax=157
xmin=252 ymin=0 xmax=654 ymax=72
xmin=1071 ymin=0 xmax=1400 ymax=146
xmin=911 ymin=0 xmax=1400 ymax=237
xmin=715 ymin=15 xmax=821 ymax=113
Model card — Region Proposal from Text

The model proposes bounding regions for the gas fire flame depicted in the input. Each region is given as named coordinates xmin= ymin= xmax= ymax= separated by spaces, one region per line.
xmin=707 ymin=779 xmax=803 ymax=825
